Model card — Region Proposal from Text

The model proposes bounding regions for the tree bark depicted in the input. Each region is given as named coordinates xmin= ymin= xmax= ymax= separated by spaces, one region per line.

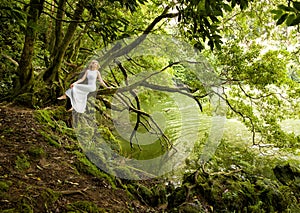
xmin=43 ymin=0 xmax=85 ymax=83
xmin=52 ymin=0 xmax=67 ymax=56
xmin=13 ymin=0 xmax=45 ymax=95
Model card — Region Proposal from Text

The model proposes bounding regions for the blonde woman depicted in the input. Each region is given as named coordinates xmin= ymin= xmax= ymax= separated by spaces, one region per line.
xmin=58 ymin=60 xmax=108 ymax=113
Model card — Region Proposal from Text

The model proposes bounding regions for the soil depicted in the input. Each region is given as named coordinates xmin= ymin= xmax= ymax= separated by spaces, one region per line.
xmin=0 ymin=103 xmax=157 ymax=212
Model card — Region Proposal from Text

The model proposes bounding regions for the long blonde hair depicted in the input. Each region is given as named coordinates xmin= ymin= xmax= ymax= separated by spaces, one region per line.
xmin=88 ymin=60 xmax=100 ymax=70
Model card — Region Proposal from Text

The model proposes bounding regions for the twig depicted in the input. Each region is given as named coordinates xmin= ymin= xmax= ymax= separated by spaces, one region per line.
xmin=209 ymin=169 xmax=243 ymax=176
xmin=1 ymin=53 xmax=19 ymax=67
xmin=58 ymin=187 xmax=89 ymax=196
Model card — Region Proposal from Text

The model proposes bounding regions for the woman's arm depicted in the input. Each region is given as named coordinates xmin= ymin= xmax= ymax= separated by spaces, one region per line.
xmin=70 ymin=70 xmax=88 ymax=88
xmin=97 ymin=71 xmax=108 ymax=88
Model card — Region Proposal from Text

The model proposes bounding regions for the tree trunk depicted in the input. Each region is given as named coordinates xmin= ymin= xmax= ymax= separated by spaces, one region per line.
xmin=13 ymin=0 xmax=44 ymax=96
xmin=52 ymin=0 xmax=67 ymax=56
xmin=43 ymin=0 xmax=85 ymax=83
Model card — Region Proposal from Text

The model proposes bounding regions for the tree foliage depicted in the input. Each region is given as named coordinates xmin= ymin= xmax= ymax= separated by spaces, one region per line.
xmin=272 ymin=1 xmax=300 ymax=26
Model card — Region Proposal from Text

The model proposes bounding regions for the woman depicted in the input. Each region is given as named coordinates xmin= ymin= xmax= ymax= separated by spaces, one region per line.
xmin=58 ymin=60 xmax=108 ymax=113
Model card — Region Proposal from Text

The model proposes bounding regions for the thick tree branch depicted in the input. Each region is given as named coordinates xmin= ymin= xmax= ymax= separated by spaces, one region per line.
xmin=100 ymin=7 xmax=179 ymax=69
xmin=141 ymin=81 xmax=203 ymax=112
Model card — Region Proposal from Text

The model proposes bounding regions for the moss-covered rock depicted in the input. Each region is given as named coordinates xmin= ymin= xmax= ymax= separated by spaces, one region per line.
xmin=168 ymin=166 xmax=300 ymax=213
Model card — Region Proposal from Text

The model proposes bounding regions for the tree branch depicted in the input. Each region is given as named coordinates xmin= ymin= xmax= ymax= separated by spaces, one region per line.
xmin=1 ymin=53 xmax=19 ymax=67
xmin=221 ymin=90 xmax=256 ymax=145
xmin=141 ymin=81 xmax=203 ymax=112
xmin=100 ymin=7 xmax=179 ymax=69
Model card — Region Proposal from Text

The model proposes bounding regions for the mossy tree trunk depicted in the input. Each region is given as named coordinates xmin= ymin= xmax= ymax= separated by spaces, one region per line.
xmin=42 ymin=0 xmax=86 ymax=84
xmin=53 ymin=0 xmax=67 ymax=54
xmin=13 ymin=0 xmax=45 ymax=96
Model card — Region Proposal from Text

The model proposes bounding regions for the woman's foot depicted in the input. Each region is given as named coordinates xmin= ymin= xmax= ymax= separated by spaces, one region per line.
xmin=57 ymin=94 xmax=67 ymax=100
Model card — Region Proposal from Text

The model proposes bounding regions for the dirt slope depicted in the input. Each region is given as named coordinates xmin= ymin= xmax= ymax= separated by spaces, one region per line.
xmin=0 ymin=104 xmax=155 ymax=213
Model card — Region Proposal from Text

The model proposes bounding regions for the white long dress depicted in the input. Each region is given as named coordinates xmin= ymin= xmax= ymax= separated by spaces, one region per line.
xmin=65 ymin=70 xmax=98 ymax=113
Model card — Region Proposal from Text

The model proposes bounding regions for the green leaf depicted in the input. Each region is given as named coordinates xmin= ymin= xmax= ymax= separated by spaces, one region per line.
xmin=208 ymin=40 xmax=214 ymax=50
xmin=293 ymin=1 xmax=300 ymax=11
xmin=273 ymin=12 xmax=284 ymax=20
xmin=231 ymin=0 xmax=237 ymax=8
xmin=278 ymin=4 xmax=295 ymax=12
xmin=286 ymin=14 xmax=296 ymax=26
xmin=240 ymin=0 xmax=249 ymax=10
xmin=197 ymin=0 xmax=205 ymax=11
xmin=209 ymin=15 xmax=219 ymax=23
xmin=204 ymin=17 xmax=211 ymax=27
xmin=290 ymin=15 xmax=300 ymax=26
xmin=276 ymin=13 xmax=288 ymax=25
xmin=270 ymin=9 xmax=283 ymax=15
xmin=222 ymin=3 xmax=232 ymax=12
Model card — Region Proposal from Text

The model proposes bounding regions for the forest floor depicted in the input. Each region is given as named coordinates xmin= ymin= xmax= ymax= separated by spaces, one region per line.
xmin=0 ymin=103 xmax=158 ymax=213
xmin=1 ymin=102 xmax=299 ymax=213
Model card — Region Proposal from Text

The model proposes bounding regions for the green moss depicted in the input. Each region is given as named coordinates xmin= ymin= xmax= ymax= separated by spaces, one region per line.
xmin=178 ymin=203 xmax=205 ymax=213
xmin=39 ymin=130 xmax=61 ymax=148
xmin=153 ymin=184 xmax=167 ymax=206
xmin=17 ymin=202 xmax=34 ymax=213
xmin=27 ymin=146 xmax=45 ymax=159
xmin=64 ymin=144 xmax=80 ymax=151
xmin=15 ymin=154 xmax=30 ymax=171
xmin=1 ymin=209 xmax=16 ymax=213
xmin=66 ymin=201 xmax=106 ymax=213
xmin=3 ymin=128 xmax=14 ymax=134
xmin=167 ymin=186 xmax=186 ymax=208
xmin=0 ymin=180 xmax=13 ymax=201
xmin=113 ymin=166 xmax=139 ymax=180
xmin=34 ymin=108 xmax=76 ymax=139
xmin=14 ymin=93 xmax=34 ymax=108
xmin=98 ymin=125 xmax=122 ymax=153
xmin=40 ymin=188 xmax=60 ymax=207
xmin=126 ymin=182 xmax=169 ymax=208
xmin=34 ymin=109 xmax=56 ymax=129
xmin=0 ymin=180 xmax=12 ymax=191
xmin=72 ymin=151 xmax=116 ymax=189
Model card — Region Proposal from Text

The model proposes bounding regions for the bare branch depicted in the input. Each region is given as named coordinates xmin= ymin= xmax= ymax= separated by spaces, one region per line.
xmin=238 ymin=83 xmax=282 ymax=101
xmin=1 ymin=54 xmax=19 ymax=67
xmin=221 ymin=90 xmax=256 ymax=145
xmin=112 ymin=88 xmax=172 ymax=150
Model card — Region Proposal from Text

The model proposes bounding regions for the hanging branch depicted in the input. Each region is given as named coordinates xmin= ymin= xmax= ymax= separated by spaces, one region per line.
xmin=112 ymin=59 xmax=173 ymax=149
xmin=219 ymin=89 xmax=257 ymax=145
xmin=108 ymin=64 xmax=121 ymax=87
xmin=115 ymin=60 xmax=143 ymax=150
xmin=114 ymin=92 xmax=171 ymax=150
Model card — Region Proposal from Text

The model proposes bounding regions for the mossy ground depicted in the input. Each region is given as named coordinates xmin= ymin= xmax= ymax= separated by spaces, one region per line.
xmin=1 ymin=103 xmax=299 ymax=213
xmin=0 ymin=104 xmax=156 ymax=212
